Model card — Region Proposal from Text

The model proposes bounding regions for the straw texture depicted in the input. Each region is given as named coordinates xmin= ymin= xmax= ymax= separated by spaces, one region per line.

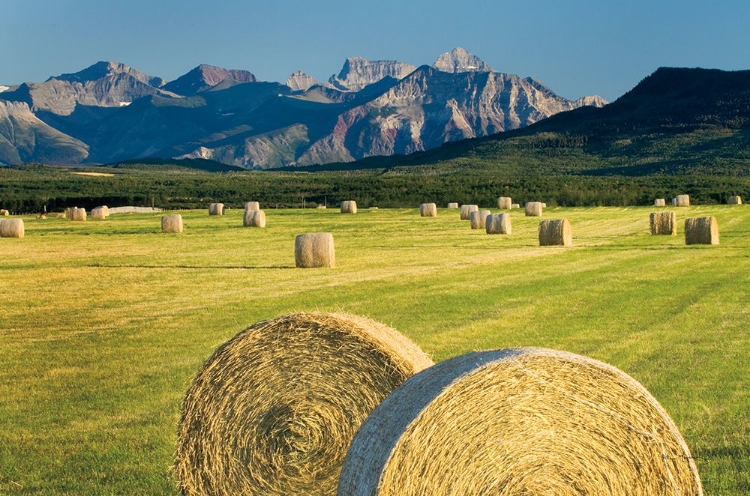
xmin=498 ymin=197 xmax=512 ymax=209
xmin=175 ymin=312 xmax=433 ymax=496
xmin=338 ymin=348 xmax=703 ymax=496
xmin=208 ymin=203 xmax=224 ymax=216
xmin=447 ymin=202 xmax=458 ymax=209
xmin=245 ymin=201 xmax=260 ymax=211
xmin=341 ymin=201 xmax=357 ymax=214
xmin=676 ymin=195 xmax=690 ymax=207
xmin=243 ymin=209 xmax=266 ymax=228
xmin=654 ymin=199 xmax=666 ymax=207
xmin=71 ymin=207 xmax=86 ymax=221
xmin=510 ymin=203 xmax=520 ymax=209
xmin=685 ymin=216 xmax=719 ymax=245
xmin=728 ymin=196 xmax=742 ymax=205
xmin=295 ymin=233 xmax=335 ymax=268
xmin=161 ymin=215 xmax=183 ymax=233
xmin=420 ymin=203 xmax=437 ymax=217
xmin=539 ymin=219 xmax=572 ymax=246
xmin=525 ymin=202 xmax=543 ymax=217
xmin=0 ymin=209 xmax=9 ymax=216
xmin=459 ymin=204 xmax=478 ymax=220
xmin=486 ymin=213 xmax=511 ymax=235
xmin=650 ymin=212 xmax=677 ymax=236
xmin=0 ymin=219 xmax=24 ymax=238
xmin=91 ymin=206 xmax=107 ymax=220
xmin=470 ymin=210 xmax=491 ymax=229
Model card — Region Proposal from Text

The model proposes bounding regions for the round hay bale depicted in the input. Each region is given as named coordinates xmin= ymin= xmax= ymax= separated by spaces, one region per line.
xmin=459 ymin=204 xmax=478 ymax=220
xmin=161 ymin=214 xmax=183 ymax=233
xmin=469 ymin=209 xmax=491 ymax=230
xmin=295 ymin=233 xmax=335 ymax=268
xmin=71 ymin=207 xmax=87 ymax=222
xmin=525 ymin=202 xmax=543 ymax=217
xmin=539 ymin=218 xmax=572 ymax=246
xmin=447 ymin=202 xmax=459 ymax=209
xmin=175 ymin=312 xmax=433 ymax=495
xmin=510 ymin=203 xmax=520 ymax=209
xmin=0 ymin=209 xmax=8 ymax=216
xmin=675 ymin=195 xmax=690 ymax=207
xmin=341 ymin=200 xmax=357 ymax=214
xmin=497 ymin=197 xmax=512 ymax=209
xmin=243 ymin=209 xmax=266 ymax=228
xmin=485 ymin=213 xmax=511 ymax=235
xmin=91 ymin=206 xmax=107 ymax=220
xmin=338 ymin=348 xmax=703 ymax=496
xmin=208 ymin=203 xmax=225 ymax=216
xmin=0 ymin=219 xmax=24 ymax=238
xmin=650 ymin=211 xmax=677 ymax=236
xmin=419 ymin=203 xmax=437 ymax=217
xmin=316 ymin=205 xmax=327 ymax=209
xmin=728 ymin=195 xmax=742 ymax=205
xmin=245 ymin=201 xmax=260 ymax=211
xmin=685 ymin=216 xmax=719 ymax=245
xmin=654 ymin=198 xmax=666 ymax=207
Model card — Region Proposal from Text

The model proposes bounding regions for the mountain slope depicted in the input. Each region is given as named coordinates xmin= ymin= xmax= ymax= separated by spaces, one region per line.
xmin=163 ymin=65 xmax=257 ymax=95
xmin=328 ymin=57 xmax=417 ymax=92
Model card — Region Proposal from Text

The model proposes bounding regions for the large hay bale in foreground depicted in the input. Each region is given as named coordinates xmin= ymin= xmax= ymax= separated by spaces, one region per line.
xmin=447 ymin=202 xmax=458 ymax=209
xmin=676 ymin=194 xmax=690 ymax=207
xmin=208 ymin=203 xmax=224 ymax=216
xmin=91 ymin=206 xmax=107 ymax=220
xmin=420 ymin=203 xmax=437 ymax=217
xmin=728 ymin=195 xmax=743 ymax=205
xmin=338 ymin=348 xmax=703 ymax=496
xmin=243 ymin=209 xmax=266 ymax=228
xmin=650 ymin=211 xmax=677 ymax=235
xmin=175 ymin=312 xmax=433 ymax=495
xmin=685 ymin=216 xmax=719 ymax=245
xmin=295 ymin=233 xmax=335 ymax=268
xmin=497 ymin=197 xmax=512 ymax=209
xmin=161 ymin=215 xmax=183 ymax=233
xmin=245 ymin=201 xmax=260 ymax=211
xmin=486 ymin=213 xmax=511 ymax=235
xmin=539 ymin=219 xmax=572 ymax=246
xmin=654 ymin=198 xmax=666 ymax=207
xmin=71 ymin=207 xmax=86 ymax=222
xmin=525 ymin=202 xmax=543 ymax=217
xmin=459 ymin=204 xmax=478 ymax=220
xmin=0 ymin=219 xmax=24 ymax=238
xmin=469 ymin=209 xmax=491 ymax=230
xmin=341 ymin=200 xmax=357 ymax=214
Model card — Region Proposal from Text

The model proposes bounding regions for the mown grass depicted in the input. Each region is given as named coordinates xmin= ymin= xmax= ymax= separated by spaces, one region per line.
xmin=0 ymin=205 xmax=747 ymax=494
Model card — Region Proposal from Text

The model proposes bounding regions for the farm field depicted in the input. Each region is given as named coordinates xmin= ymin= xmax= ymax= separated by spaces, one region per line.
xmin=0 ymin=205 xmax=748 ymax=494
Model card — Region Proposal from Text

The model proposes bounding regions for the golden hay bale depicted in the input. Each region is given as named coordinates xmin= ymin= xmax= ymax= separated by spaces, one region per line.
xmin=510 ymin=203 xmax=520 ymax=209
xmin=245 ymin=201 xmax=260 ymax=211
xmin=0 ymin=209 xmax=8 ymax=216
xmin=0 ymin=219 xmax=24 ymax=238
xmin=459 ymin=204 xmax=478 ymax=220
xmin=338 ymin=348 xmax=703 ymax=496
xmin=341 ymin=200 xmax=357 ymax=214
xmin=317 ymin=205 xmax=327 ymax=209
xmin=420 ymin=203 xmax=437 ymax=217
xmin=485 ymin=213 xmax=511 ymax=235
xmin=175 ymin=312 xmax=433 ymax=496
xmin=161 ymin=214 xmax=183 ymax=233
xmin=91 ymin=206 xmax=107 ymax=220
xmin=71 ymin=207 xmax=87 ymax=222
xmin=469 ymin=209 xmax=491 ymax=229
xmin=654 ymin=198 xmax=666 ymax=207
xmin=525 ymin=202 xmax=543 ymax=217
xmin=295 ymin=233 xmax=335 ymax=268
xmin=208 ymin=203 xmax=224 ymax=215
xmin=685 ymin=216 xmax=719 ymax=245
xmin=728 ymin=195 xmax=743 ymax=205
xmin=539 ymin=219 xmax=572 ymax=246
xmin=676 ymin=194 xmax=690 ymax=207
xmin=243 ymin=209 xmax=266 ymax=228
xmin=650 ymin=211 xmax=677 ymax=236
xmin=447 ymin=202 xmax=459 ymax=209
xmin=541 ymin=202 xmax=547 ymax=208
xmin=497 ymin=197 xmax=512 ymax=209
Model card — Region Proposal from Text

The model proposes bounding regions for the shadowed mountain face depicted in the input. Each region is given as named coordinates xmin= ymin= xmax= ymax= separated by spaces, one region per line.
xmin=0 ymin=48 xmax=607 ymax=167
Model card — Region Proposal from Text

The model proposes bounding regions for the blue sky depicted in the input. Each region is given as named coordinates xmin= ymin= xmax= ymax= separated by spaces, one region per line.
xmin=2 ymin=0 xmax=748 ymax=101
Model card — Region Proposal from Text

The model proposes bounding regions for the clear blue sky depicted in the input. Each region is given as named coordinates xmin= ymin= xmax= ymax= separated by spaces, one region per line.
xmin=2 ymin=0 xmax=748 ymax=102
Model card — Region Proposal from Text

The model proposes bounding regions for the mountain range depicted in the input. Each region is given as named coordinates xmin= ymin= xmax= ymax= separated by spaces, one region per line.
xmin=0 ymin=48 xmax=606 ymax=168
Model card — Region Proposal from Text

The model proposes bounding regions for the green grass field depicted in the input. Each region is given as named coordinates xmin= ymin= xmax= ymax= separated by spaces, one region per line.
xmin=0 ymin=205 xmax=747 ymax=494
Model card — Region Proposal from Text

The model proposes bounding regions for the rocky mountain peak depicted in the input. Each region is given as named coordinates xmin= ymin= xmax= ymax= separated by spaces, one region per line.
xmin=328 ymin=57 xmax=417 ymax=92
xmin=286 ymin=71 xmax=320 ymax=92
xmin=53 ymin=61 xmax=165 ymax=88
xmin=433 ymin=47 xmax=494 ymax=73
xmin=163 ymin=64 xmax=257 ymax=96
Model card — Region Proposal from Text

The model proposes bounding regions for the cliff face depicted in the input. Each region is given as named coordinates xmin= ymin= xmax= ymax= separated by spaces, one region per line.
xmin=163 ymin=65 xmax=257 ymax=96
xmin=286 ymin=71 xmax=321 ymax=92
xmin=328 ymin=57 xmax=417 ymax=92
xmin=433 ymin=47 xmax=494 ymax=73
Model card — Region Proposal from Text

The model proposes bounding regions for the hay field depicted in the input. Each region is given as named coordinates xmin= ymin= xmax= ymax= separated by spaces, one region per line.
xmin=0 ymin=206 xmax=747 ymax=494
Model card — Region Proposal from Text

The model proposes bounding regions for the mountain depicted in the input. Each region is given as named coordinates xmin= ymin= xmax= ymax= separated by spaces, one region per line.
xmin=163 ymin=64 xmax=257 ymax=96
xmin=328 ymin=57 xmax=417 ymax=92
xmin=433 ymin=47 xmax=494 ymax=73
xmin=286 ymin=71 xmax=320 ymax=92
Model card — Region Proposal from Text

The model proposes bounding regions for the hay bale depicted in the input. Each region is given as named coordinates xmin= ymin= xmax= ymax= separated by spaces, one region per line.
xmin=295 ymin=233 xmax=335 ymax=268
xmin=243 ymin=209 xmax=266 ymax=228
xmin=0 ymin=219 xmax=24 ymax=238
xmin=525 ymin=202 xmax=543 ymax=217
xmin=497 ymin=197 xmax=512 ymax=209
xmin=459 ymin=204 xmax=478 ymax=220
xmin=650 ymin=211 xmax=677 ymax=236
xmin=339 ymin=348 xmax=703 ymax=496
xmin=485 ymin=213 xmax=511 ymax=235
xmin=728 ymin=195 xmax=743 ymax=205
xmin=209 ymin=203 xmax=225 ymax=216
xmin=539 ymin=219 xmax=572 ymax=246
xmin=541 ymin=202 xmax=547 ymax=208
xmin=369 ymin=207 xmax=379 ymax=211
xmin=245 ymin=201 xmax=260 ymax=211
xmin=676 ymin=195 xmax=690 ymax=207
xmin=510 ymin=203 xmax=520 ymax=209
xmin=654 ymin=198 xmax=666 ymax=207
xmin=175 ymin=312 xmax=433 ymax=495
xmin=341 ymin=200 xmax=357 ymax=214
xmin=91 ymin=206 xmax=107 ymax=220
xmin=469 ymin=209 xmax=491 ymax=229
xmin=420 ymin=203 xmax=437 ymax=217
xmin=447 ymin=202 xmax=458 ymax=209
xmin=64 ymin=207 xmax=73 ymax=219
xmin=161 ymin=214 xmax=183 ymax=233
xmin=685 ymin=216 xmax=719 ymax=245
xmin=317 ymin=205 xmax=327 ymax=209
xmin=0 ymin=209 xmax=8 ymax=216
xmin=71 ymin=207 xmax=87 ymax=222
